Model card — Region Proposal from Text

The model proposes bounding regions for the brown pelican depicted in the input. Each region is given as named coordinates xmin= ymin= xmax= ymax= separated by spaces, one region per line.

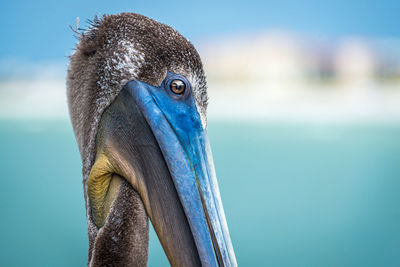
xmin=67 ymin=13 xmax=237 ymax=266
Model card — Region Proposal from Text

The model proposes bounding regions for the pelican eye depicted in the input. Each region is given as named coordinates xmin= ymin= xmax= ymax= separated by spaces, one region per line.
xmin=169 ymin=79 xmax=186 ymax=95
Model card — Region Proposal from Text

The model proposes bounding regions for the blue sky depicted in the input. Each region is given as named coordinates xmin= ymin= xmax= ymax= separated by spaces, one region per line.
xmin=1 ymin=0 xmax=399 ymax=62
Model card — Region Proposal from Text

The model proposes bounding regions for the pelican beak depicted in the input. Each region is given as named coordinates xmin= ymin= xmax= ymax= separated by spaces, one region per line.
xmin=88 ymin=72 xmax=236 ymax=266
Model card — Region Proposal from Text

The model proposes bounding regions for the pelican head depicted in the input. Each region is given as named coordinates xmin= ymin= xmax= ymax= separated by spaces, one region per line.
xmin=67 ymin=13 xmax=236 ymax=266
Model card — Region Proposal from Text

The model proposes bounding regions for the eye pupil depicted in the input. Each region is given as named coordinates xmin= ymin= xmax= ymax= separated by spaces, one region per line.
xmin=170 ymin=79 xmax=186 ymax=95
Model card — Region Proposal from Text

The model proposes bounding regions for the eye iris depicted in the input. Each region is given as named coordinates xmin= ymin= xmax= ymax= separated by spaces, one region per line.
xmin=170 ymin=80 xmax=186 ymax=94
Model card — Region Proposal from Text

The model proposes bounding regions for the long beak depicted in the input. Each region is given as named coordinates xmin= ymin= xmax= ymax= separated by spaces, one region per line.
xmin=88 ymin=72 xmax=236 ymax=266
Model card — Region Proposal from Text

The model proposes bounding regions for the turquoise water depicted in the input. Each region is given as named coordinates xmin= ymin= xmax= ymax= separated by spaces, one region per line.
xmin=1 ymin=120 xmax=400 ymax=266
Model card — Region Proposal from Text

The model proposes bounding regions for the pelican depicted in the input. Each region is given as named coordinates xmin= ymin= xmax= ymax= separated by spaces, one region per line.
xmin=67 ymin=13 xmax=237 ymax=266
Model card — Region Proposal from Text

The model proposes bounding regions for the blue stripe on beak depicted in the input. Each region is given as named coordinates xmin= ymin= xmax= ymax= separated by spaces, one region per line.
xmin=126 ymin=72 xmax=237 ymax=267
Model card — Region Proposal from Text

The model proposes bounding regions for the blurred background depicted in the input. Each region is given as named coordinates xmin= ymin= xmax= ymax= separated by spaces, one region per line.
xmin=1 ymin=0 xmax=400 ymax=266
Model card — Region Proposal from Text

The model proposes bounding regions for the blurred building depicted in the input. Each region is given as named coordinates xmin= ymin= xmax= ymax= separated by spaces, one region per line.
xmin=199 ymin=32 xmax=400 ymax=122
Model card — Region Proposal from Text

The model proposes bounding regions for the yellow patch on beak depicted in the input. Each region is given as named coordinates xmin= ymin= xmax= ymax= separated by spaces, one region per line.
xmin=88 ymin=153 xmax=122 ymax=227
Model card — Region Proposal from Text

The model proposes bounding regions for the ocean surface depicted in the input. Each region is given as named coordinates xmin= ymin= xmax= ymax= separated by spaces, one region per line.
xmin=1 ymin=119 xmax=399 ymax=266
